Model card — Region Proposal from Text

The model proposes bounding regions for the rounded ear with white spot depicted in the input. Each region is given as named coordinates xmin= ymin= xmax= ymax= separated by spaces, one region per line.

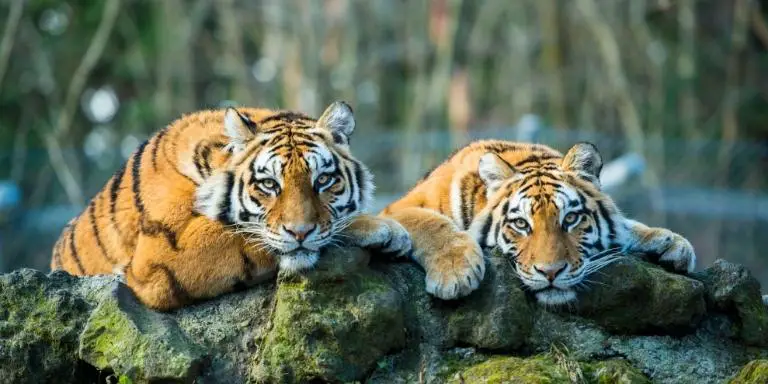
xmin=562 ymin=142 xmax=603 ymax=187
xmin=317 ymin=100 xmax=355 ymax=145
xmin=478 ymin=153 xmax=516 ymax=194
xmin=224 ymin=108 xmax=257 ymax=152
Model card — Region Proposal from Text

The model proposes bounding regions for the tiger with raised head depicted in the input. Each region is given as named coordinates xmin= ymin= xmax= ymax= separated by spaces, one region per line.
xmin=381 ymin=140 xmax=696 ymax=305
xmin=51 ymin=101 xmax=411 ymax=310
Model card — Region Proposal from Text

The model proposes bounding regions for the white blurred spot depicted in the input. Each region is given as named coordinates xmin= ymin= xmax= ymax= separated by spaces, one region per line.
xmin=84 ymin=126 xmax=118 ymax=169
xmin=121 ymin=135 xmax=141 ymax=160
xmin=39 ymin=7 xmax=70 ymax=36
xmin=82 ymin=86 xmax=119 ymax=123
xmin=251 ymin=58 xmax=277 ymax=83
xmin=647 ymin=41 xmax=667 ymax=66
xmin=357 ymin=81 xmax=379 ymax=105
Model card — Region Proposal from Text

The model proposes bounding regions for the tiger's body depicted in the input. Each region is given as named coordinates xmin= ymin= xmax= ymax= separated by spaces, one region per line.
xmin=51 ymin=101 xmax=411 ymax=310
xmin=382 ymin=140 xmax=695 ymax=304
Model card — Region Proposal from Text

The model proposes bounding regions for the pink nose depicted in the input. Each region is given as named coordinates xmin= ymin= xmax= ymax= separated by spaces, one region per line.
xmin=283 ymin=224 xmax=316 ymax=242
xmin=533 ymin=262 xmax=567 ymax=282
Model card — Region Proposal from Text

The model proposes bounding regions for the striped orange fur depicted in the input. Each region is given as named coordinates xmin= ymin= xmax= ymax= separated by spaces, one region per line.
xmin=381 ymin=140 xmax=696 ymax=305
xmin=51 ymin=101 xmax=412 ymax=310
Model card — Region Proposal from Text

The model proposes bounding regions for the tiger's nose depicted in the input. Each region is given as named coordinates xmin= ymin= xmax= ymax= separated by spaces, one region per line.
xmin=283 ymin=223 xmax=317 ymax=242
xmin=533 ymin=262 xmax=567 ymax=282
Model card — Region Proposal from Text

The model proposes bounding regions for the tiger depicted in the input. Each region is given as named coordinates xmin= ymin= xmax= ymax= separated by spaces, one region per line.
xmin=381 ymin=140 xmax=696 ymax=305
xmin=50 ymin=101 xmax=412 ymax=311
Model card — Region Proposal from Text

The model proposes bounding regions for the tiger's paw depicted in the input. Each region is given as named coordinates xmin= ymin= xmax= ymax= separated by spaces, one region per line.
xmin=657 ymin=233 xmax=696 ymax=274
xmin=425 ymin=233 xmax=486 ymax=300
xmin=342 ymin=215 xmax=413 ymax=258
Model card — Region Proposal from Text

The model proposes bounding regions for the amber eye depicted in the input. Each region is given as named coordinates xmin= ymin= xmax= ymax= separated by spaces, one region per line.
xmin=563 ymin=212 xmax=579 ymax=225
xmin=512 ymin=218 xmax=529 ymax=230
xmin=258 ymin=178 xmax=278 ymax=191
xmin=316 ymin=173 xmax=335 ymax=188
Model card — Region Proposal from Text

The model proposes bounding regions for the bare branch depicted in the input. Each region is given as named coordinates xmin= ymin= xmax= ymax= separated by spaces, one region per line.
xmin=0 ymin=0 xmax=25 ymax=92
xmin=44 ymin=0 xmax=122 ymax=206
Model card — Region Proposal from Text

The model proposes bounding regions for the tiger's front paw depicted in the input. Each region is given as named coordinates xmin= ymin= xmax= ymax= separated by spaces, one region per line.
xmin=658 ymin=233 xmax=696 ymax=273
xmin=342 ymin=215 xmax=413 ymax=258
xmin=425 ymin=233 xmax=485 ymax=300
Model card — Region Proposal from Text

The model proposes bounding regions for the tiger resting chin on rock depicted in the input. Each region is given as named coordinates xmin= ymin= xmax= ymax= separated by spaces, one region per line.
xmin=50 ymin=100 xmax=412 ymax=310
xmin=381 ymin=140 xmax=697 ymax=305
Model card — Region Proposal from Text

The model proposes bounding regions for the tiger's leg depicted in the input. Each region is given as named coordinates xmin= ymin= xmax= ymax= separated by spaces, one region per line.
xmin=125 ymin=224 xmax=275 ymax=311
xmin=619 ymin=218 xmax=696 ymax=273
xmin=380 ymin=207 xmax=485 ymax=300
xmin=340 ymin=214 xmax=413 ymax=258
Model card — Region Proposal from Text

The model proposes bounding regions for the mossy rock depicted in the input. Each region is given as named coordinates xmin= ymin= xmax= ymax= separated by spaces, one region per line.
xmin=571 ymin=258 xmax=706 ymax=334
xmin=445 ymin=253 xmax=533 ymax=350
xmin=255 ymin=247 xmax=405 ymax=383
xmin=445 ymin=354 xmax=649 ymax=384
xmin=0 ymin=269 xmax=91 ymax=384
xmin=729 ymin=360 xmax=768 ymax=383
xmin=78 ymin=283 xmax=205 ymax=383
xmin=697 ymin=259 xmax=768 ymax=346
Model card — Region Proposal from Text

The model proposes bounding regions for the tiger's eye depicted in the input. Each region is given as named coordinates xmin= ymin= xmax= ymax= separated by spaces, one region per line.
xmin=564 ymin=212 xmax=578 ymax=224
xmin=317 ymin=174 xmax=330 ymax=185
xmin=513 ymin=218 xmax=529 ymax=230
xmin=260 ymin=179 xmax=277 ymax=190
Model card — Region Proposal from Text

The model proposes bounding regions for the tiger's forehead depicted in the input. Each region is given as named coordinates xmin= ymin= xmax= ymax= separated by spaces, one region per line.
xmin=503 ymin=170 xmax=582 ymax=215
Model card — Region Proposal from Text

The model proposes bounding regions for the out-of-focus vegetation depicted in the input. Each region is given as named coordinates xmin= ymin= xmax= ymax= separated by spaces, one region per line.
xmin=0 ymin=0 xmax=767 ymax=282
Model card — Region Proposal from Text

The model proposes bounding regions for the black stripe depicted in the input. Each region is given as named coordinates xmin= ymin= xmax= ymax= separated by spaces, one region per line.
xmin=68 ymin=223 xmax=86 ymax=274
xmin=151 ymin=128 xmax=167 ymax=171
xmin=109 ymin=163 xmax=128 ymax=235
xmin=513 ymin=154 xmax=560 ymax=168
xmin=460 ymin=177 xmax=473 ymax=230
xmin=130 ymin=262 xmax=191 ymax=305
xmin=131 ymin=140 xmax=150 ymax=214
xmin=218 ymin=172 xmax=235 ymax=224
xmin=258 ymin=111 xmax=315 ymax=125
xmin=596 ymin=200 xmax=615 ymax=241
xmin=140 ymin=220 xmax=180 ymax=251
xmin=88 ymin=200 xmax=115 ymax=263
xmin=352 ymin=160 xmax=365 ymax=204
xmin=478 ymin=214 xmax=493 ymax=248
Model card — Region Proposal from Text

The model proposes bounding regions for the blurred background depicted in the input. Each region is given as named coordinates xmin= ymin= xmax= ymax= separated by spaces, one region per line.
xmin=0 ymin=0 xmax=767 ymax=284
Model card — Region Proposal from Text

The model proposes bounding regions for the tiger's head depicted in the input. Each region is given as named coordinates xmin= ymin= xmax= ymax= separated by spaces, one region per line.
xmin=196 ymin=101 xmax=373 ymax=271
xmin=470 ymin=143 xmax=622 ymax=305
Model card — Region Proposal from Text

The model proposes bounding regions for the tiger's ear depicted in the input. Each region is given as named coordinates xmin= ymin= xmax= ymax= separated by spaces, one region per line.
xmin=562 ymin=142 xmax=603 ymax=187
xmin=224 ymin=108 xmax=257 ymax=152
xmin=317 ymin=100 xmax=355 ymax=145
xmin=478 ymin=153 xmax=516 ymax=194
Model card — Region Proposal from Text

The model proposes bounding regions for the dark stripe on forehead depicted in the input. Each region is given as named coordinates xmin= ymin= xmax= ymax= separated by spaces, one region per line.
xmin=513 ymin=153 xmax=561 ymax=168
xmin=258 ymin=111 xmax=315 ymax=125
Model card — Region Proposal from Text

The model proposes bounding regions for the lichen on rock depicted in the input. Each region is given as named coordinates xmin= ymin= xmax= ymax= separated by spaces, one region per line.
xmin=254 ymin=247 xmax=406 ymax=383
xmin=568 ymin=257 xmax=707 ymax=334
xmin=729 ymin=359 xmax=768 ymax=383
xmin=697 ymin=259 xmax=768 ymax=346
xmin=78 ymin=283 xmax=205 ymax=383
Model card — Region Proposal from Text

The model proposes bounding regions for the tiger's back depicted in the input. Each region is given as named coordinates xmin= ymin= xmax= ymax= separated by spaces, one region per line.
xmin=51 ymin=109 xmax=249 ymax=275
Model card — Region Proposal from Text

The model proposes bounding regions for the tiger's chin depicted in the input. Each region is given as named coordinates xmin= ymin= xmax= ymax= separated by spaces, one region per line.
xmin=534 ymin=288 xmax=577 ymax=306
xmin=277 ymin=250 xmax=319 ymax=272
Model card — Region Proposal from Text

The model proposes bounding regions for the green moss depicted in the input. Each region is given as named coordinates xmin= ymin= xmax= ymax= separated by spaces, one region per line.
xmin=444 ymin=353 xmax=649 ymax=384
xmin=78 ymin=284 xmax=204 ymax=383
xmin=0 ymin=269 xmax=91 ymax=383
xmin=118 ymin=375 xmax=134 ymax=384
xmin=729 ymin=360 xmax=768 ymax=383
xmin=257 ymin=251 xmax=405 ymax=383
xmin=582 ymin=359 xmax=651 ymax=384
